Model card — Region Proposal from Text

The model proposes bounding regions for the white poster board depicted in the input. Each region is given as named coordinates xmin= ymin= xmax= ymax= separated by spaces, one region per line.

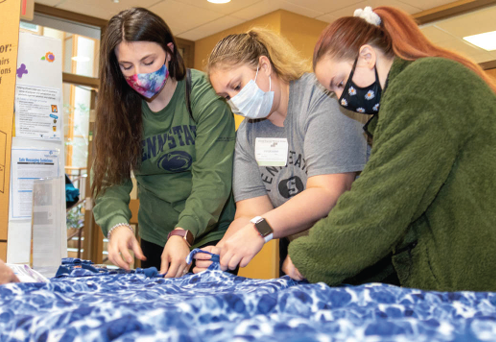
xmin=14 ymin=33 xmax=63 ymax=140
xmin=8 ymin=32 xmax=66 ymax=264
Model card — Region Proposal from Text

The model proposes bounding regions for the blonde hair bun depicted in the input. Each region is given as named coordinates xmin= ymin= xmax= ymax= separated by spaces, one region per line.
xmin=208 ymin=27 xmax=309 ymax=82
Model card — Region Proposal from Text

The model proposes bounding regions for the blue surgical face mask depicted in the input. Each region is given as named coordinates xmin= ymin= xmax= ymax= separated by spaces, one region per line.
xmin=339 ymin=58 xmax=382 ymax=114
xmin=227 ymin=66 xmax=274 ymax=119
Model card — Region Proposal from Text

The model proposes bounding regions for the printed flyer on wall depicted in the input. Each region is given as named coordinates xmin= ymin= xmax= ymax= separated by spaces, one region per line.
xmin=10 ymin=148 xmax=59 ymax=219
xmin=15 ymin=84 xmax=62 ymax=140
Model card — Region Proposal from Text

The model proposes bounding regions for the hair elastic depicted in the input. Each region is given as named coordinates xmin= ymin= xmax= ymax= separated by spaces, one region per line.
xmin=353 ymin=6 xmax=381 ymax=26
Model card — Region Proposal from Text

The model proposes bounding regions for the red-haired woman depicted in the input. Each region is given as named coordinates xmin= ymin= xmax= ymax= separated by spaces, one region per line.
xmin=285 ymin=6 xmax=496 ymax=291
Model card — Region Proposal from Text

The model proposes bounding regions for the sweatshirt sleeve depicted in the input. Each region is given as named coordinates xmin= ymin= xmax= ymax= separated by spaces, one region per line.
xmin=176 ymin=73 xmax=235 ymax=238
xmin=93 ymin=177 xmax=133 ymax=238
xmin=288 ymin=62 xmax=470 ymax=285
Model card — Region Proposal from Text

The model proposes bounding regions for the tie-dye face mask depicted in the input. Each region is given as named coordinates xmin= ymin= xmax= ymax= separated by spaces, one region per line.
xmin=125 ymin=64 xmax=169 ymax=99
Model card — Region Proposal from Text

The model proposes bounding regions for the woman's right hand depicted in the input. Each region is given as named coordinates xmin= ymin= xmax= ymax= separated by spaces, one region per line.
xmin=108 ymin=225 xmax=146 ymax=270
xmin=192 ymin=245 xmax=221 ymax=274
xmin=282 ymin=255 xmax=304 ymax=281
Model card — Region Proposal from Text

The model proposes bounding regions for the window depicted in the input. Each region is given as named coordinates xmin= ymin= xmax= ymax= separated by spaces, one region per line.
xmin=20 ymin=13 xmax=101 ymax=260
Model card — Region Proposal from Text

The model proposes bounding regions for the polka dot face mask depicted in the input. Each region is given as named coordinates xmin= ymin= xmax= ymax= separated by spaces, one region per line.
xmin=339 ymin=58 xmax=382 ymax=114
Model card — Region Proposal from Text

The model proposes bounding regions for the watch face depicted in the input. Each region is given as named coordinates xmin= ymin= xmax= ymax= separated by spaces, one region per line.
xmin=255 ymin=219 xmax=273 ymax=237
xmin=183 ymin=231 xmax=194 ymax=245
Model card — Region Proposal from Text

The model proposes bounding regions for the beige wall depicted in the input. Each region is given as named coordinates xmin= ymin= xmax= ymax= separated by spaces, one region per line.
xmin=193 ymin=10 xmax=328 ymax=279
xmin=194 ymin=9 xmax=328 ymax=72
xmin=279 ymin=10 xmax=328 ymax=69
xmin=194 ymin=10 xmax=282 ymax=71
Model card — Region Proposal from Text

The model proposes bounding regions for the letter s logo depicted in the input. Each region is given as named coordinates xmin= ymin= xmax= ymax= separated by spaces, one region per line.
xmin=278 ymin=176 xmax=304 ymax=199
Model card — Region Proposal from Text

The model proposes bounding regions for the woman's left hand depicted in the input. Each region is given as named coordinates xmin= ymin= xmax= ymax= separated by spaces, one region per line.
xmin=282 ymin=255 xmax=305 ymax=281
xmin=160 ymin=232 xmax=191 ymax=278
xmin=218 ymin=223 xmax=265 ymax=271
xmin=0 ymin=259 xmax=19 ymax=285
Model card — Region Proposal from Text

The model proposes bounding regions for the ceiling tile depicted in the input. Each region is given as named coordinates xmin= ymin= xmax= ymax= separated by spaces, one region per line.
xmin=278 ymin=1 xmax=324 ymax=18
xmin=149 ymin=0 xmax=225 ymax=36
xmin=177 ymin=15 xmax=245 ymax=40
xmin=56 ymin=0 xmax=163 ymax=20
xmin=328 ymin=0 xmax=421 ymax=19
xmin=231 ymin=0 xmax=282 ymax=21
xmin=284 ymin=0 xmax=363 ymax=14
xmin=171 ymin=0 xmax=261 ymax=15
xmin=233 ymin=0 xmax=339 ymax=21
xmin=471 ymin=52 xmax=496 ymax=64
xmin=40 ymin=0 xmax=496 ymax=54
xmin=397 ymin=0 xmax=458 ymax=11
xmin=314 ymin=13 xmax=338 ymax=23
xmin=436 ymin=36 xmax=487 ymax=56
xmin=374 ymin=0 xmax=422 ymax=14
xmin=420 ymin=25 xmax=454 ymax=44
xmin=56 ymin=1 xmax=111 ymax=19
xmin=434 ymin=6 xmax=496 ymax=39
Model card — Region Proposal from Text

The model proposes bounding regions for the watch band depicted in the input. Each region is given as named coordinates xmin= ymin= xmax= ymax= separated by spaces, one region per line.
xmin=167 ymin=229 xmax=194 ymax=247
xmin=263 ymin=233 xmax=274 ymax=243
xmin=250 ymin=216 xmax=274 ymax=243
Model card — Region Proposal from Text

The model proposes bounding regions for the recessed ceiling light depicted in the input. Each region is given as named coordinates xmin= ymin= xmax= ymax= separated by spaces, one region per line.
xmin=112 ymin=0 xmax=119 ymax=3
xmin=207 ymin=0 xmax=231 ymax=3
xmin=72 ymin=56 xmax=91 ymax=62
xmin=463 ymin=31 xmax=496 ymax=51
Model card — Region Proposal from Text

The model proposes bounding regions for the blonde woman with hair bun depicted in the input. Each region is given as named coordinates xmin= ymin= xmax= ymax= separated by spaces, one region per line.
xmin=193 ymin=28 xmax=371 ymax=275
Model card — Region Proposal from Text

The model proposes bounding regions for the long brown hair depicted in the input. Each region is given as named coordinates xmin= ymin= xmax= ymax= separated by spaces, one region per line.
xmin=313 ymin=6 xmax=496 ymax=94
xmin=207 ymin=28 xmax=308 ymax=82
xmin=92 ymin=7 xmax=186 ymax=196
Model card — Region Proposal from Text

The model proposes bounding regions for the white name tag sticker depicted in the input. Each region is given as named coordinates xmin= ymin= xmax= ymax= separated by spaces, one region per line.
xmin=255 ymin=138 xmax=288 ymax=167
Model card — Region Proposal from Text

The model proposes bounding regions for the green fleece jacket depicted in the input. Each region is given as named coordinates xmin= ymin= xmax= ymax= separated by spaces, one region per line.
xmin=289 ymin=57 xmax=496 ymax=292
xmin=93 ymin=69 xmax=236 ymax=248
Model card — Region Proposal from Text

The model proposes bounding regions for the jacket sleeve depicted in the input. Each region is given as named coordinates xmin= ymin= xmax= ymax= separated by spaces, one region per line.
xmin=288 ymin=66 xmax=469 ymax=285
xmin=176 ymin=78 xmax=235 ymax=238
xmin=93 ymin=177 xmax=133 ymax=238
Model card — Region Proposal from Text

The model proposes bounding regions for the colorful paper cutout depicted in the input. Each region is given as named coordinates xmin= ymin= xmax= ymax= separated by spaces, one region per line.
xmin=41 ymin=52 xmax=55 ymax=62
xmin=16 ymin=64 xmax=28 ymax=78
xmin=46 ymin=52 xmax=55 ymax=62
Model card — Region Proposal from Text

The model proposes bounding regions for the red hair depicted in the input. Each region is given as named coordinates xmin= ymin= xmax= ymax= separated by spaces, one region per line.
xmin=313 ymin=6 xmax=496 ymax=94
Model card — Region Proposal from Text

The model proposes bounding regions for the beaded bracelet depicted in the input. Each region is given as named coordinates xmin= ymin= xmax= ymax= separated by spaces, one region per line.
xmin=107 ymin=223 xmax=134 ymax=240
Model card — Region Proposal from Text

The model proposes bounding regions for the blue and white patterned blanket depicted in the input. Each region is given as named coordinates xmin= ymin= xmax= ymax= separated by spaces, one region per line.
xmin=1 ymin=256 xmax=496 ymax=342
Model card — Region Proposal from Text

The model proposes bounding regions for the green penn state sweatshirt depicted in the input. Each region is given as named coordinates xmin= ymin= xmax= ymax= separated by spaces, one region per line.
xmin=93 ymin=69 xmax=236 ymax=248
xmin=289 ymin=57 xmax=496 ymax=291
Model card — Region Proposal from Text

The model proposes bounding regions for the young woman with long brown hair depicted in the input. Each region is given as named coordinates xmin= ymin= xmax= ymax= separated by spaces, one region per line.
xmin=193 ymin=28 xmax=370 ymax=274
xmin=92 ymin=8 xmax=235 ymax=277
xmin=285 ymin=7 xmax=496 ymax=291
